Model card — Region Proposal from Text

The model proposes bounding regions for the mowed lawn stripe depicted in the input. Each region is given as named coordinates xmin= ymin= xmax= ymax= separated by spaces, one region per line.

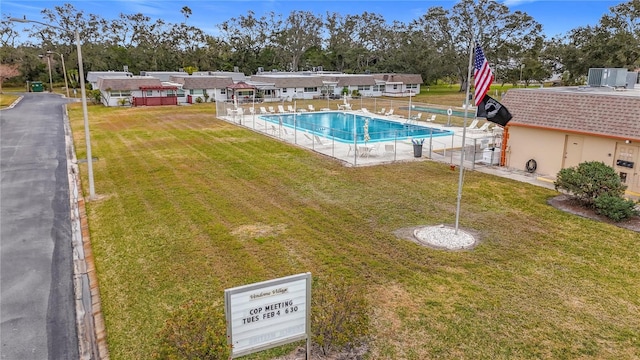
xmin=67 ymin=104 xmax=640 ymax=360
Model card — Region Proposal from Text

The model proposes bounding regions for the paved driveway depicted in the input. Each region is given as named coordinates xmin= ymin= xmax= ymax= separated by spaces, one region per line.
xmin=1 ymin=93 xmax=79 ymax=359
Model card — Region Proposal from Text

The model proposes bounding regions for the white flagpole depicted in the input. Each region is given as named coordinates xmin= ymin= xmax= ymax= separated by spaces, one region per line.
xmin=454 ymin=37 xmax=475 ymax=234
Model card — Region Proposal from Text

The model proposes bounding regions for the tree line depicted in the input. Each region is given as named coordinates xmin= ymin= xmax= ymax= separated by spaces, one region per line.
xmin=1 ymin=0 xmax=638 ymax=91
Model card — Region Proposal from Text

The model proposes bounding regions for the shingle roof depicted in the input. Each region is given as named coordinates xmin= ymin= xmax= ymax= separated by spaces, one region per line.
xmin=96 ymin=76 xmax=163 ymax=91
xmin=502 ymin=88 xmax=640 ymax=141
xmin=250 ymin=75 xmax=325 ymax=88
xmin=372 ymin=73 xmax=423 ymax=84
xmin=169 ymin=75 xmax=234 ymax=89
xmin=320 ymin=75 xmax=376 ymax=87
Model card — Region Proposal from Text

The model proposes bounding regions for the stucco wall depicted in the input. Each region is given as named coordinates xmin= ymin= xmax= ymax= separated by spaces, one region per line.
xmin=506 ymin=127 xmax=565 ymax=176
xmin=506 ymin=126 xmax=620 ymax=177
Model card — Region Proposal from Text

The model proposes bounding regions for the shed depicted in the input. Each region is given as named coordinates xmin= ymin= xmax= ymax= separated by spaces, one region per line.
xmin=501 ymin=87 xmax=640 ymax=194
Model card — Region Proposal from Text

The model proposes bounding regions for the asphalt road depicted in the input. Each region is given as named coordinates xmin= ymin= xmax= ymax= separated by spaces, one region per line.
xmin=1 ymin=93 xmax=79 ymax=359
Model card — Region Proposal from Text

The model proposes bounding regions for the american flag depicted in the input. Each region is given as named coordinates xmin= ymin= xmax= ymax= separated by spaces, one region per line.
xmin=473 ymin=44 xmax=493 ymax=106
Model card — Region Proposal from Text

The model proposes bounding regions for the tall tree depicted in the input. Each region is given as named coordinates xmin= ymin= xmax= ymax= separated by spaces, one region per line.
xmin=274 ymin=11 xmax=323 ymax=71
xmin=413 ymin=0 xmax=542 ymax=91
xmin=219 ymin=11 xmax=280 ymax=74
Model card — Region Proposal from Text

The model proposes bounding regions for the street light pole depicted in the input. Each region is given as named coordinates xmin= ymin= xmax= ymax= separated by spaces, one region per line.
xmin=11 ymin=17 xmax=96 ymax=199
xmin=46 ymin=54 xmax=53 ymax=92
xmin=47 ymin=50 xmax=70 ymax=98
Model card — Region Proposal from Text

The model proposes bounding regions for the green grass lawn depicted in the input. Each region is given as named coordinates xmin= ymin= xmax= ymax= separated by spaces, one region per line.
xmin=0 ymin=92 xmax=20 ymax=108
xmin=68 ymin=92 xmax=639 ymax=359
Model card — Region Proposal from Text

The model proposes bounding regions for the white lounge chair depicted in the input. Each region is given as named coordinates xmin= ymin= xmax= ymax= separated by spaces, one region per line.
xmin=385 ymin=109 xmax=394 ymax=116
xmin=268 ymin=106 xmax=276 ymax=113
xmin=287 ymin=105 xmax=295 ymax=112
xmin=474 ymin=122 xmax=491 ymax=132
xmin=260 ymin=107 xmax=269 ymax=114
xmin=361 ymin=108 xmax=371 ymax=114
xmin=277 ymin=105 xmax=287 ymax=113
xmin=313 ymin=135 xmax=326 ymax=146
xmin=377 ymin=108 xmax=386 ymax=115
xmin=304 ymin=133 xmax=314 ymax=143
xmin=427 ymin=114 xmax=436 ymax=122
xmin=409 ymin=113 xmax=422 ymax=122
xmin=308 ymin=104 xmax=316 ymax=111
xmin=466 ymin=118 xmax=479 ymax=130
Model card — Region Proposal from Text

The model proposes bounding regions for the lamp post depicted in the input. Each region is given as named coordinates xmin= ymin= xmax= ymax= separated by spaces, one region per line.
xmin=11 ymin=17 xmax=95 ymax=199
xmin=47 ymin=50 xmax=70 ymax=98
xmin=46 ymin=54 xmax=53 ymax=92
xmin=520 ymin=63 xmax=524 ymax=88
xmin=39 ymin=53 xmax=53 ymax=92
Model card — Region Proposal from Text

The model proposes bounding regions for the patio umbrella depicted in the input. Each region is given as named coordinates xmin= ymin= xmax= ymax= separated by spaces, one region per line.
xmin=363 ymin=118 xmax=370 ymax=144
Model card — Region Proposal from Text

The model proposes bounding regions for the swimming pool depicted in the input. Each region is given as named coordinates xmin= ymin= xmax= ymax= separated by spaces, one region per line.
xmin=261 ymin=112 xmax=453 ymax=143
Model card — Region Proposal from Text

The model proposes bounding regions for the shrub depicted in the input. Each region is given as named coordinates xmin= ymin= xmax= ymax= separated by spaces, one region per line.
xmin=154 ymin=299 xmax=230 ymax=360
xmin=195 ymin=97 xmax=203 ymax=103
xmin=554 ymin=161 xmax=626 ymax=207
xmin=594 ymin=194 xmax=639 ymax=222
xmin=87 ymin=89 xmax=102 ymax=104
xmin=311 ymin=277 xmax=370 ymax=356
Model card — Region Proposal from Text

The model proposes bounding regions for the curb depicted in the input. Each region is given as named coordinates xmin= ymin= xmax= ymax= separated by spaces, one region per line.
xmin=0 ymin=95 xmax=23 ymax=110
xmin=64 ymin=106 xmax=109 ymax=360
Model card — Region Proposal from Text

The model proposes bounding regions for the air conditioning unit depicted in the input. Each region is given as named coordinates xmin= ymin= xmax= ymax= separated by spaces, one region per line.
xmin=233 ymin=66 xmax=239 ymax=73
xmin=587 ymin=68 xmax=627 ymax=87
xmin=257 ymin=67 xmax=264 ymax=73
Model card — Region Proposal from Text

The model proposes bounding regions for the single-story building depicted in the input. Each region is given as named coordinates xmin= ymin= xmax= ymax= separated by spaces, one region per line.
xmin=169 ymin=75 xmax=235 ymax=104
xmin=96 ymin=76 xmax=178 ymax=107
xmin=501 ymin=86 xmax=640 ymax=194
xmin=87 ymin=71 xmax=133 ymax=90
xmin=319 ymin=74 xmax=380 ymax=97
xmin=372 ymin=73 xmax=424 ymax=97
xmin=250 ymin=73 xmax=326 ymax=100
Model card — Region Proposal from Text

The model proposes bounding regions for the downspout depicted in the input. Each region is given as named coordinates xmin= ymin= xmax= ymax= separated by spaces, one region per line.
xmin=500 ymin=125 xmax=510 ymax=167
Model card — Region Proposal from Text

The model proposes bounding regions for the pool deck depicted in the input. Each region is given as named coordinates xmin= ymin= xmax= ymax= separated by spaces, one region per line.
xmin=226 ymin=110 xmax=499 ymax=161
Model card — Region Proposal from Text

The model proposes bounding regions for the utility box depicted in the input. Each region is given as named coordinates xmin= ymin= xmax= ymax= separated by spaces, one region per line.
xmin=482 ymin=148 xmax=501 ymax=165
xmin=30 ymin=81 xmax=44 ymax=92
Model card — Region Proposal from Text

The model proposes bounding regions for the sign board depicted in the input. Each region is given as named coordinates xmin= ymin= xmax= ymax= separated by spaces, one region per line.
xmin=225 ymin=273 xmax=311 ymax=358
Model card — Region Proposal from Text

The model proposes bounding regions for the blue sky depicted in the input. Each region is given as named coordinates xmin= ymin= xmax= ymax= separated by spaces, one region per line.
xmin=2 ymin=0 xmax=626 ymax=40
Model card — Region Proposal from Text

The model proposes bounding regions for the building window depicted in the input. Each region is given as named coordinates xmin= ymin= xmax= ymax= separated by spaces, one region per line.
xmin=373 ymin=85 xmax=384 ymax=92
xmin=146 ymin=90 xmax=153 ymax=96
xmin=304 ymin=87 xmax=318 ymax=92
xmin=357 ymin=85 xmax=370 ymax=91
xmin=220 ymin=89 xmax=226 ymax=94
xmin=393 ymin=84 xmax=398 ymax=90
xmin=406 ymin=84 xmax=417 ymax=89
xmin=190 ymin=89 xmax=203 ymax=95
xmin=110 ymin=90 xmax=131 ymax=97
xmin=282 ymin=88 xmax=288 ymax=93
xmin=177 ymin=89 xmax=185 ymax=97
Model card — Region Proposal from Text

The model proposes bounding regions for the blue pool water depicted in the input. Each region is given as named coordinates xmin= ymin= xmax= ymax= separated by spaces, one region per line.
xmin=261 ymin=112 xmax=453 ymax=143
